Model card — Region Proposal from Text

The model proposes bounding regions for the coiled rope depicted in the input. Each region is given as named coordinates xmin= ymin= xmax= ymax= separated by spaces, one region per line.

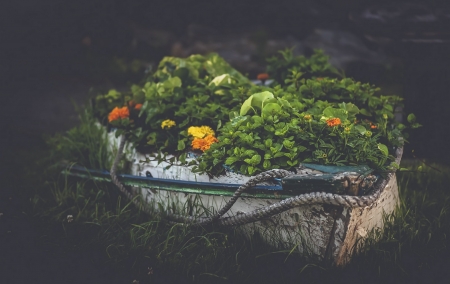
xmin=110 ymin=135 xmax=403 ymax=227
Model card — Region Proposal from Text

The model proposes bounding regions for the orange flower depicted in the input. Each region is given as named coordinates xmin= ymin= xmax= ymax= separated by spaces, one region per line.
xmin=108 ymin=107 xmax=129 ymax=122
xmin=326 ymin=118 xmax=341 ymax=127
xmin=135 ymin=103 xmax=143 ymax=110
xmin=370 ymin=124 xmax=377 ymax=129
xmin=191 ymin=135 xmax=218 ymax=152
xmin=257 ymin=73 xmax=269 ymax=81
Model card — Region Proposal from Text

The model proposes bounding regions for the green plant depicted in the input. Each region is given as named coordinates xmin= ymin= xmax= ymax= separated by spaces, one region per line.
xmin=92 ymin=50 xmax=419 ymax=176
xmin=196 ymin=90 xmax=397 ymax=176
xmin=266 ymin=48 xmax=342 ymax=85
xmin=47 ymin=105 xmax=112 ymax=170
xmin=94 ymin=53 xmax=261 ymax=155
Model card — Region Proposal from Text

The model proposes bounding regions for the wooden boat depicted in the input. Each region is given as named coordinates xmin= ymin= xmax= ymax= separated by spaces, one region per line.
xmin=65 ymin=132 xmax=402 ymax=266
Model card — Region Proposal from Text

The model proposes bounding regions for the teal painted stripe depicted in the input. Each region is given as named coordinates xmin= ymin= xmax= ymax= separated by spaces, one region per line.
xmin=63 ymin=166 xmax=296 ymax=199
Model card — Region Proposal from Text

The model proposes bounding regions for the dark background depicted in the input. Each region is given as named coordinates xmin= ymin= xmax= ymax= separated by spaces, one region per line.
xmin=1 ymin=1 xmax=450 ymax=283
xmin=2 ymin=0 xmax=450 ymax=163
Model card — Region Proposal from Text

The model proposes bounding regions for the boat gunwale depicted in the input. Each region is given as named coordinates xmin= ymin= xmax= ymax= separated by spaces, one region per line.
xmin=65 ymin=165 xmax=304 ymax=199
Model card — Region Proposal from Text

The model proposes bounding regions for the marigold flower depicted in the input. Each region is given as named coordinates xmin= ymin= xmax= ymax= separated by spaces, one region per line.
xmin=191 ymin=134 xmax=218 ymax=152
xmin=108 ymin=107 xmax=130 ymax=122
xmin=304 ymin=114 xmax=312 ymax=121
xmin=370 ymin=124 xmax=377 ymax=129
xmin=257 ymin=73 xmax=269 ymax=81
xmin=161 ymin=119 xmax=176 ymax=129
xmin=326 ymin=118 xmax=341 ymax=127
xmin=135 ymin=103 xmax=143 ymax=110
xmin=187 ymin=126 xmax=215 ymax=138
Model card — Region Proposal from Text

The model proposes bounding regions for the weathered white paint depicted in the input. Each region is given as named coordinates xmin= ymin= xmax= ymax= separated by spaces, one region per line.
xmin=108 ymin=133 xmax=399 ymax=265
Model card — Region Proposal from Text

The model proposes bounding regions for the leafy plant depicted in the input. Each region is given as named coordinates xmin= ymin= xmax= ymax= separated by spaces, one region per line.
xmin=93 ymin=50 xmax=420 ymax=176
xmin=47 ymin=105 xmax=113 ymax=170
xmin=195 ymin=90 xmax=398 ymax=176
xmin=266 ymin=48 xmax=342 ymax=86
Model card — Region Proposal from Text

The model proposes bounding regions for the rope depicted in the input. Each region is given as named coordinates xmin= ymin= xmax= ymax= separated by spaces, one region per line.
xmin=110 ymin=135 xmax=403 ymax=227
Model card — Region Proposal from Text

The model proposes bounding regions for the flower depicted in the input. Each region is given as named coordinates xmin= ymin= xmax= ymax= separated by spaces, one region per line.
xmin=187 ymin=126 xmax=215 ymax=138
xmin=370 ymin=124 xmax=377 ymax=129
xmin=191 ymin=134 xmax=218 ymax=152
xmin=326 ymin=118 xmax=341 ymax=127
xmin=108 ymin=107 xmax=129 ymax=122
xmin=257 ymin=73 xmax=269 ymax=81
xmin=344 ymin=127 xmax=351 ymax=133
xmin=304 ymin=114 xmax=312 ymax=121
xmin=161 ymin=119 xmax=176 ymax=129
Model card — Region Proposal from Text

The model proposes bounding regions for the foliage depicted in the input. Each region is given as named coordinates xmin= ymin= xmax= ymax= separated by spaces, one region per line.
xmin=93 ymin=50 xmax=420 ymax=176
xmin=47 ymin=106 xmax=113 ymax=170
xmin=94 ymin=53 xmax=258 ymax=155
xmin=266 ymin=48 xmax=342 ymax=85
xmin=195 ymin=89 xmax=399 ymax=175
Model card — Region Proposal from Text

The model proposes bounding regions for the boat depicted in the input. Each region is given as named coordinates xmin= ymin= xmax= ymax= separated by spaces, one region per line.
xmin=64 ymin=132 xmax=403 ymax=266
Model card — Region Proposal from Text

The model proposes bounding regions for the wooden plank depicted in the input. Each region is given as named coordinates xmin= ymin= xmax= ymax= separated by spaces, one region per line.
xmin=334 ymin=175 xmax=399 ymax=266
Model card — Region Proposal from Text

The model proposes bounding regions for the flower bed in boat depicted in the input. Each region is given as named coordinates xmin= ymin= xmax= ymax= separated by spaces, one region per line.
xmin=96 ymin=49 xmax=419 ymax=180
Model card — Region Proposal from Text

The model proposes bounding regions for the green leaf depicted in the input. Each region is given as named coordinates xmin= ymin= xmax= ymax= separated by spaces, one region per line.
xmin=163 ymin=76 xmax=182 ymax=89
xmin=354 ymin=125 xmax=366 ymax=134
xmin=338 ymin=102 xmax=359 ymax=117
xmin=265 ymin=139 xmax=273 ymax=148
xmin=251 ymin=154 xmax=262 ymax=164
xmin=177 ymin=140 xmax=186 ymax=151
xmin=377 ymin=143 xmax=389 ymax=156
xmin=262 ymin=103 xmax=282 ymax=117
xmin=297 ymin=145 xmax=307 ymax=152
xmin=229 ymin=111 xmax=239 ymax=121
xmin=173 ymin=67 xmax=189 ymax=80
xmin=263 ymin=159 xmax=271 ymax=169
xmin=252 ymin=91 xmax=276 ymax=109
xmin=225 ymin=156 xmax=240 ymax=165
xmin=240 ymin=96 xmax=254 ymax=116
xmin=283 ymin=139 xmax=295 ymax=149
xmin=407 ymin=113 xmax=416 ymax=123
xmin=322 ymin=107 xmax=348 ymax=121
xmin=209 ymin=74 xmax=233 ymax=86
xmin=277 ymin=98 xmax=292 ymax=109
xmin=359 ymin=108 xmax=372 ymax=116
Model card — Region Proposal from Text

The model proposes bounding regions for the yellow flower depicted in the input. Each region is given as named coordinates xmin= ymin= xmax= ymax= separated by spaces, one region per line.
xmin=161 ymin=119 xmax=176 ymax=129
xmin=187 ymin=126 xmax=215 ymax=138
xmin=304 ymin=114 xmax=312 ymax=121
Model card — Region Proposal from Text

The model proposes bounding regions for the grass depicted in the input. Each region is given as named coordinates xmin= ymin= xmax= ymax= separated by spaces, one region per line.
xmin=3 ymin=109 xmax=450 ymax=283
